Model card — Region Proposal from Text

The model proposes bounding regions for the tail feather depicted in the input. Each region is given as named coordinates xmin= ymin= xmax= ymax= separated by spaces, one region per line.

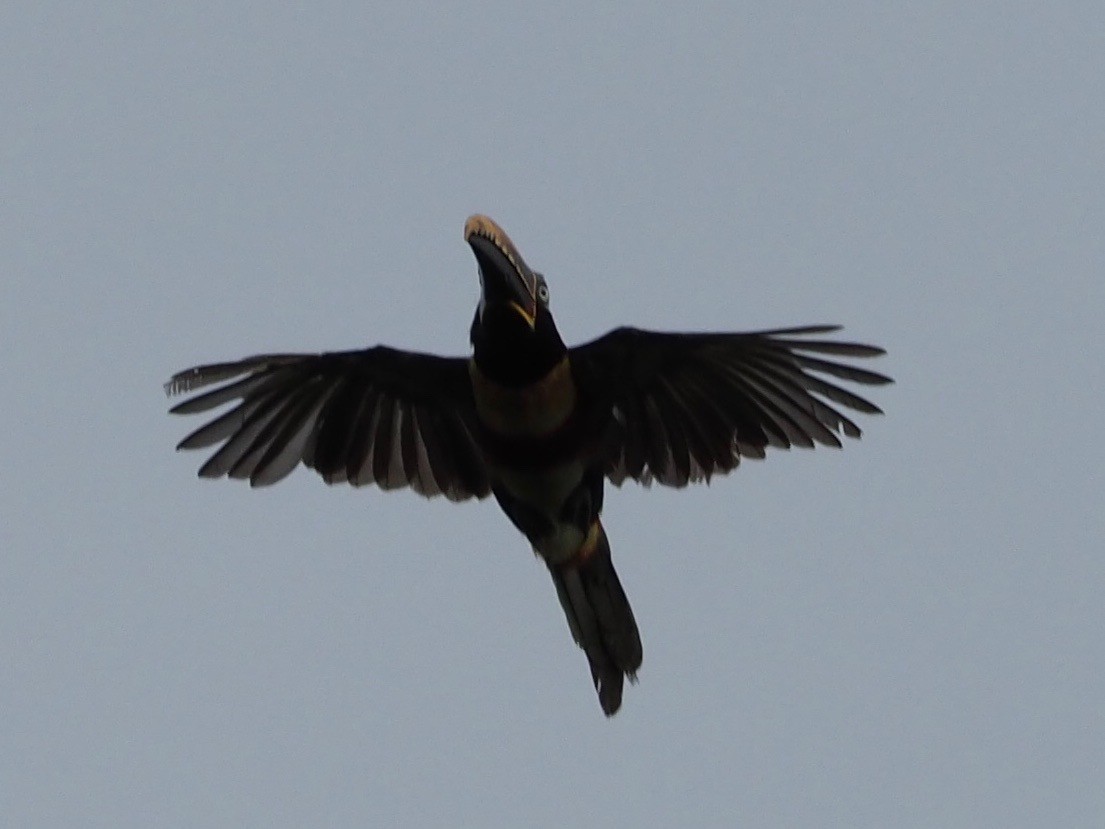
xmin=550 ymin=520 xmax=642 ymax=716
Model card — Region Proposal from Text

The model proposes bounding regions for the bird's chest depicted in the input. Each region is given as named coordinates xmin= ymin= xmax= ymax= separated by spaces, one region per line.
xmin=469 ymin=358 xmax=601 ymax=562
xmin=468 ymin=356 xmax=596 ymax=470
xmin=468 ymin=356 xmax=576 ymax=438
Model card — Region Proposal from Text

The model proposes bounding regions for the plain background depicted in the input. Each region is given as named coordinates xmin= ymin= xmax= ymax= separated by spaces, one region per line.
xmin=4 ymin=3 xmax=1103 ymax=826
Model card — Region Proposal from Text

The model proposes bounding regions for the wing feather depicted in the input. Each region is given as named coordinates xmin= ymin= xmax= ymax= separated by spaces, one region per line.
xmin=571 ymin=325 xmax=891 ymax=488
xmin=167 ymin=348 xmax=491 ymax=500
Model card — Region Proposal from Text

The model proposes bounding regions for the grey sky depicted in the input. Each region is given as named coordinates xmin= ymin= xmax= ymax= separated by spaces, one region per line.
xmin=4 ymin=3 xmax=1103 ymax=826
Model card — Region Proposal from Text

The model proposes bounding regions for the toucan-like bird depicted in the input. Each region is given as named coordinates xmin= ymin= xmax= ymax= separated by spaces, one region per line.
xmin=166 ymin=215 xmax=891 ymax=716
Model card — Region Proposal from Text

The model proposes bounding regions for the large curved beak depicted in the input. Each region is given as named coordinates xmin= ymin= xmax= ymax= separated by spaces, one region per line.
xmin=465 ymin=214 xmax=538 ymax=329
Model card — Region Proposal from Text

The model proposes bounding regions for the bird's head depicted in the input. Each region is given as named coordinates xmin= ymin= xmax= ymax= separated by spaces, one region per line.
xmin=466 ymin=215 xmax=564 ymax=383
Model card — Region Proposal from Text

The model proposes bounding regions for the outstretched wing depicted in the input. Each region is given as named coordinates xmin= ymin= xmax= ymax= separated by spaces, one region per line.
xmin=166 ymin=347 xmax=491 ymax=500
xmin=571 ymin=325 xmax=892 ymax=487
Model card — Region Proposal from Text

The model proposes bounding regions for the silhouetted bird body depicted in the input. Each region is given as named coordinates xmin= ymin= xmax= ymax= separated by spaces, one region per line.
xmin=167 ymin=215 xmax=891 ymax=716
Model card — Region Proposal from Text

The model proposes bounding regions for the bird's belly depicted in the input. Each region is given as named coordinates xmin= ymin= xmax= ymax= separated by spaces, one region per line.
xmin=496 ymin=458 xmax=583 ymax=506
xmin=534 ymin=523 xmax=587 ymax=566
xmin=493 ymin=459 xmax=588 ymax=565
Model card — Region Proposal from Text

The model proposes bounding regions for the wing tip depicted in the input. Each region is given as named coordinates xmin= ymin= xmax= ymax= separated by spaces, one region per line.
xmin=164 ymin=374 xmax=193 ymax=398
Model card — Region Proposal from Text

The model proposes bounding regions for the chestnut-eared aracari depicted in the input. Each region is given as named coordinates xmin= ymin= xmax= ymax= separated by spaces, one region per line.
xmin=166 ymin=214 xmax=891 ymax=716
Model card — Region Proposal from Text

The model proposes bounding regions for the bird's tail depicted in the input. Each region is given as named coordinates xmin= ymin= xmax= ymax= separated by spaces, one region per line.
xmin=550 ymin=519 xmax=643 ymax=716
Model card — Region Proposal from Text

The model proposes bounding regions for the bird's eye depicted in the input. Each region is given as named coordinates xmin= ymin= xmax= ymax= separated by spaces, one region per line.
xmin=536 ymin=281 xmax=550 ymax=304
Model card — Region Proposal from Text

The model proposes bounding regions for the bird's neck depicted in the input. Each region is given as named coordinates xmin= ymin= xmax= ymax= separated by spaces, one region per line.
xmin=470 ymin=310 xmax=567 ymax=388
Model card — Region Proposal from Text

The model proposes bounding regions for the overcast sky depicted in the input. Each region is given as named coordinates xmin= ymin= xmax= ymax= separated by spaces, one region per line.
xmin=4 ymin=3 xmax=1103 ymax=827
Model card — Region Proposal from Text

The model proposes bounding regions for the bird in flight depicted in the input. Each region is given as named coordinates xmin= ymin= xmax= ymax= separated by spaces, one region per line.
xmin=166 ymin=214 xmax=891 ymax=716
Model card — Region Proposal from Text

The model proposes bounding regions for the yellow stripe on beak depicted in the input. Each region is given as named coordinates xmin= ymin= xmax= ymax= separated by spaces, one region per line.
xmin=509 ymin=299 xmax=537 ymax=329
